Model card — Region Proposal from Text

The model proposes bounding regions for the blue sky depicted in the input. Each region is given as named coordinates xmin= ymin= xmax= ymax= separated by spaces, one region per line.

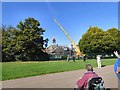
xmin=2 ymin=2 xmax=118 ymax=47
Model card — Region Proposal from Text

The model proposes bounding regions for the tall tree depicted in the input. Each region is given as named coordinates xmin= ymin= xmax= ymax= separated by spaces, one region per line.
xmin=16 ymin=17 xmax=49 ymax=61
xmin=2 ymin=18 xmax=49 ymax=61
xmin=78 ymin=26 xmax=118 ymax=56
xmin=2 ymin=26 xmax=17 ymax=61
xmin=79 ymin=27 xmax=104 ymax=55
xmin=107 ymin=28 xmax=120 ymax=51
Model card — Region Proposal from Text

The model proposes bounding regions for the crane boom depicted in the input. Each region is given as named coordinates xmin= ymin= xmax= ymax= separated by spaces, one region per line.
xmin=53 ymin=18 xmax=83 ymax=56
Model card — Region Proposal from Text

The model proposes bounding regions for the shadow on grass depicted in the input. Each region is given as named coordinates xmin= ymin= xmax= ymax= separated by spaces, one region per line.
xmin=102 ymin=65 xmax=106 ymax=67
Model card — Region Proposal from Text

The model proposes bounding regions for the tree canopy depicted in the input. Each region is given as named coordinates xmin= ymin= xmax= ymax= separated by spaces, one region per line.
xmin=2 ymin=18 xmax=49 ymax=62
xmin=78 ymin=26 xmax=120 ymax=56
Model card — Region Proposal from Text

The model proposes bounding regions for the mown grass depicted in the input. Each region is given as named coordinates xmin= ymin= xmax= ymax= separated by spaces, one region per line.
xmin=2 ymin=59 xmax=116 ymax=81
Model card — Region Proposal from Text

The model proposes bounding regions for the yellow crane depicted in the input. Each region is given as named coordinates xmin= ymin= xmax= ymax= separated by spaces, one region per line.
xmin=53 ymin=18 xmax=83 ymax=56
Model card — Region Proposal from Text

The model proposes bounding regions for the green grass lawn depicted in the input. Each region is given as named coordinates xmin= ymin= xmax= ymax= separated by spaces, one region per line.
xmin=2 ymin=59 xmax=116 ymax=81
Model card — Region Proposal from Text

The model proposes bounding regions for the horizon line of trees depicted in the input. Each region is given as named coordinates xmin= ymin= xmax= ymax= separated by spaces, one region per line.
xmin=1 ymin=17 xmax=120 ymax=62
xmin=78 ymin=26 xmax=120 ymax=57
xmin=2 ymin=17 xmax=49 ymax=62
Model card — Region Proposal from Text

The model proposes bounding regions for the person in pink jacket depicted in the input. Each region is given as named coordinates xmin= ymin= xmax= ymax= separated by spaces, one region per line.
xmin=76 ymin=64 xmax=99 ymax=90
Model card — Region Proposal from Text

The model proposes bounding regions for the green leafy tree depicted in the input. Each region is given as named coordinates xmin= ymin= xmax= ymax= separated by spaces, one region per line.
xmin=2 ymin=26 xmax=17 ymax=61
xmin=78 ymin=26 xmax=118 ymax=56
xmin=107 ymin=28 xmax=120 ymax=51
xmin=0 ymin=27 xmax=2 ymax=62
xmin=0 ymin=27 xmax=2 ymax=44
xmin=101 ymin=32 xmax=116 ymax=54
xmin=16 ymin=18 xmax=49 ymax=61
xmin=79 ymin=27 xmax=104 ymax=55
xmin=2 ymin=18 xmax=49 ymax=61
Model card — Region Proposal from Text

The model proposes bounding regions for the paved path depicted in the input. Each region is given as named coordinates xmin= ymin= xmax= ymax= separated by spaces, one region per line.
xmin=2 ymin=65 xmax=118 ymax=88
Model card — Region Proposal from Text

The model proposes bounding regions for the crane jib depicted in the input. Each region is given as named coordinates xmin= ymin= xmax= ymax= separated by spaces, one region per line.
xmin=53 ymin=18 xmax=83 ymax=56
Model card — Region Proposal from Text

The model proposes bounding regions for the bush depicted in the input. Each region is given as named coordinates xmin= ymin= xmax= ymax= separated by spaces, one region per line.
xmin=61 ymin=56 xmax=67 ymax=60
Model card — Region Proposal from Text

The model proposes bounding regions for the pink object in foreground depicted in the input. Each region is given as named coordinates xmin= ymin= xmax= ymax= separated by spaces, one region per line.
xmin=77 ymin=71 xmax=98 ymax=89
